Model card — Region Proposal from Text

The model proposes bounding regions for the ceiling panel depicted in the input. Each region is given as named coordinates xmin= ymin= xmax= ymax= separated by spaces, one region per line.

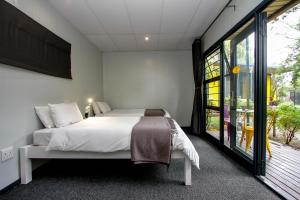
xmin=86 ymin=0 xmax=133 ymax=34
xmin=158 ymin=34 xmax=183 ymax=50
xmin=126 ymin=0 xmax=162 ymax=34
xmin=136 ymin=34 xmax=159 ymax=51
xmin=111 ymin=34 xmax=137 ymax=51
xmin=161 ymin=0 xmax=201 ymax=33
xmin=87 ymin=35 xmax=117 ymax=51
xmin=49 ymin=0 xmax=105 ymax=34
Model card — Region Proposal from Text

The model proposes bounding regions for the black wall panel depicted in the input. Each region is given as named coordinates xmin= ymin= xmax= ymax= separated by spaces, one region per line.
xmin=0 ymin=1 xmax=72 ymax=79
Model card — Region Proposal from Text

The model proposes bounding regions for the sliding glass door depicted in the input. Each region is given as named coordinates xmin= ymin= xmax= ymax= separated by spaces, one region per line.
xmin=203 ymin=12 xmax=267 ymax=174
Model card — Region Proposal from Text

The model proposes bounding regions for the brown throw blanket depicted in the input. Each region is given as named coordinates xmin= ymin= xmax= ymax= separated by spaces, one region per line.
xmin=144 ymin=109 xmax=165 ymax=116
xmin=131 ymin=117 xmax=176 ymax=165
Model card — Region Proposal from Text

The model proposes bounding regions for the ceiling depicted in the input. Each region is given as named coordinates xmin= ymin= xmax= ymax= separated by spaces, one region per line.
xmin=48 ymin=0 xmax=228 ymax=52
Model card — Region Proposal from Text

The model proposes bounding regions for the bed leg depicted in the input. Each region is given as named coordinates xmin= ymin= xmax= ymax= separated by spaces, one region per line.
xmin=184 ymin=157 xmax=192 ymax=186
xmin=20 ymin=146 xmax=32 ymax=184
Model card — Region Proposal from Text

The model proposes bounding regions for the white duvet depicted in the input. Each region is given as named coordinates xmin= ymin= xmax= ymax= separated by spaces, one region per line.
xmin=46 ymin=117 xmax=199 ymax=168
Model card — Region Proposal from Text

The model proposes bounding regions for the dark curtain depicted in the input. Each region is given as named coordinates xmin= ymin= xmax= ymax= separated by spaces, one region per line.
xmin=191 ymin=39 xmax=204 ymax=135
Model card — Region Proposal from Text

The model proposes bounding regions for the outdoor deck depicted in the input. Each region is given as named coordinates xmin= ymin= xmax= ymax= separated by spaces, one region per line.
xmin=209 ymin=118 xmax=300 ymax=194
xmin=207 ymin=131 xmax=300 ymax=199
xmin=262 ymin=141 xmax=300 ymax=200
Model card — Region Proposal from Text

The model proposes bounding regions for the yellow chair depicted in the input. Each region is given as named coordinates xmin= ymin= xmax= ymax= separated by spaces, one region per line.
xmin=239 ymin=112 xmax=272 ymax=157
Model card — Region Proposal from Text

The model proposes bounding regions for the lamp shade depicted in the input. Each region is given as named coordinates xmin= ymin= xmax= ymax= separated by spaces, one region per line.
xmin=87 ymin=98 xmax=93 ymax=104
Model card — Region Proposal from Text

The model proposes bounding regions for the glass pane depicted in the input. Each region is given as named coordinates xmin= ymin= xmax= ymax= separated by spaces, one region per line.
xmin=223 ymin=46 xmax=231 ymax=147
xmin=224 ymin=40 xmax=231 ymax=75
xmin=206 ymin=81 xmax=220 ymax=107
xmin=205 ymin=48 xmax=221 ymax=141
xmin=224 ymin=75 xmax=231 ymax=147
xmin=235 ymin=32 xmax=255 ymax=158
xmin=223 ymin=19 xmax=255 ymax=159
xmin=206 ymin=109 xmax=220 ymax=140
xmin=236 ymin=34 xmax=255 ymax=67
xmin=205 ymin=49 xmax=220 ymax=80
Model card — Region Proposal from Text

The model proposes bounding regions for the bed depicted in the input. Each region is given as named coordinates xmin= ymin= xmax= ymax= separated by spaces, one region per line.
xmin=21 ymin=117 xmax=199 ymax=186
xmin=92 ymin=102 xmax=170 ymax=117
xmin=95 ymin=108 xmax=171 ymax=117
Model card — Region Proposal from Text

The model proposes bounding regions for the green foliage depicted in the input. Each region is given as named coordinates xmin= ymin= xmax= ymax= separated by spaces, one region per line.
xmin=270 ymin=73 xmax=288 ymax=105
xmin=209 ymin=116 xmax=219 ymax=130
xmin=281 ymin=36 xmax=300 ymax=90
xmin=276 ymin=103 xmax=300 ymax=144
xmin=237 ymin=98 xmax=254 ymax=109
xmin=267 ymin=106 xmax=278 ymax=137
xmin=224 ymin=97 xmax=230 ymax=105
xmin=206 ymin=110 xmax=219 ymax=131
xmin=223 ymin=97 xmax=254 ymax=109
xmin=267 ymin=106 xmax=278 ymax=120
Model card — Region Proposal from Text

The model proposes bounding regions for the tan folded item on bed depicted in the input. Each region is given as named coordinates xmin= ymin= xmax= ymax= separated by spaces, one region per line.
xmin=144 ymin=109 xmax=166 ymax=116
xmin=131 ymin=117 xmax=173 ymax=165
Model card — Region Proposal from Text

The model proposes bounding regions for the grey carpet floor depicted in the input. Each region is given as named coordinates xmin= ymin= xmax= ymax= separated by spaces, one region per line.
xmin=0 ymin=135 xmax=280 ymax=200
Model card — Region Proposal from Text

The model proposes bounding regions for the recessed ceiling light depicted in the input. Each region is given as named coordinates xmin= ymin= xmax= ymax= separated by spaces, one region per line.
xmin=145 ymin=36 xmax=149 ymax=41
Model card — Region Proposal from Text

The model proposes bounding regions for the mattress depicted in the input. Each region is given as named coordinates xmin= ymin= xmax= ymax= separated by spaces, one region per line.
xmin=33 ymin=109 xmax=170 ymax=146
xmin=33 ymin=128 xmax=54 ymax=146
xmin=96 ymin=109 xmax=171 ymax=117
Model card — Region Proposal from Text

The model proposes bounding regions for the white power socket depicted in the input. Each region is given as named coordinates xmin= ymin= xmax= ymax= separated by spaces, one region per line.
xmin=1 ymin=146 xmax=14 ymax=162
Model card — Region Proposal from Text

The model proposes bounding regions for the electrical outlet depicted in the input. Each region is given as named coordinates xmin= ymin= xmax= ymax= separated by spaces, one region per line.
xmin=1 ymin=146 xmax=14 ymax=162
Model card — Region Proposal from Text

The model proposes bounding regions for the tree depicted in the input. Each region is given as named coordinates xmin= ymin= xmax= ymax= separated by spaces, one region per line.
xmin=276 ymin=103 xmax=300 ymax=144
xmin=270 ymin=73 xmax=288 ymax=105
xmin=281 ymin=34 xmax=300 ymax=92
xmin=267 ymin=107 xmax=278 ymax=137
xmin=278 ymin=17 xmax=300 ymax=102
xmin=271 ymin=5 xmax=300 ymax=104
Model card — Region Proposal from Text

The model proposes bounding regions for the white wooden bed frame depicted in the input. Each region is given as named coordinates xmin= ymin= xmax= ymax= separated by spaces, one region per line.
xmin=20 ymin=145 xmax=192 ymax=186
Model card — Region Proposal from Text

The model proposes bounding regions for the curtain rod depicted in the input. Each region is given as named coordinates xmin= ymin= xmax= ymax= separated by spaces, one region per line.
xmin=199 ymin=0 xmax=234 ymax=40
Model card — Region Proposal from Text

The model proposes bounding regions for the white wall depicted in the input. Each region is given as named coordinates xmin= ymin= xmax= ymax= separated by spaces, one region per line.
xmin=202 ymin=0 xmax=263 ymax=51
xmin=103 ymin=51 xmax=194 ymax=126
xmin=0 ymin=0 xmax=103 ymax=190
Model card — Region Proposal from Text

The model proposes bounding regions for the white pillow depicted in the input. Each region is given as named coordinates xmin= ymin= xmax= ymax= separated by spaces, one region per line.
xmin=92 ymin=102 xmax=101 ymax=115
xmin=97 ymin=102 xmax=111 ymax=113
xmin=48 ymin=102 xmax=83 ymax=128
xmin=34 ymin=106 xmax=55 ymax=128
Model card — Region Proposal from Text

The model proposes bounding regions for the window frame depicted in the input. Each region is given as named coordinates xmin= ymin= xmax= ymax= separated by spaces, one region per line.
xmin=203 ymin=47 xmax=223 ymax=142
